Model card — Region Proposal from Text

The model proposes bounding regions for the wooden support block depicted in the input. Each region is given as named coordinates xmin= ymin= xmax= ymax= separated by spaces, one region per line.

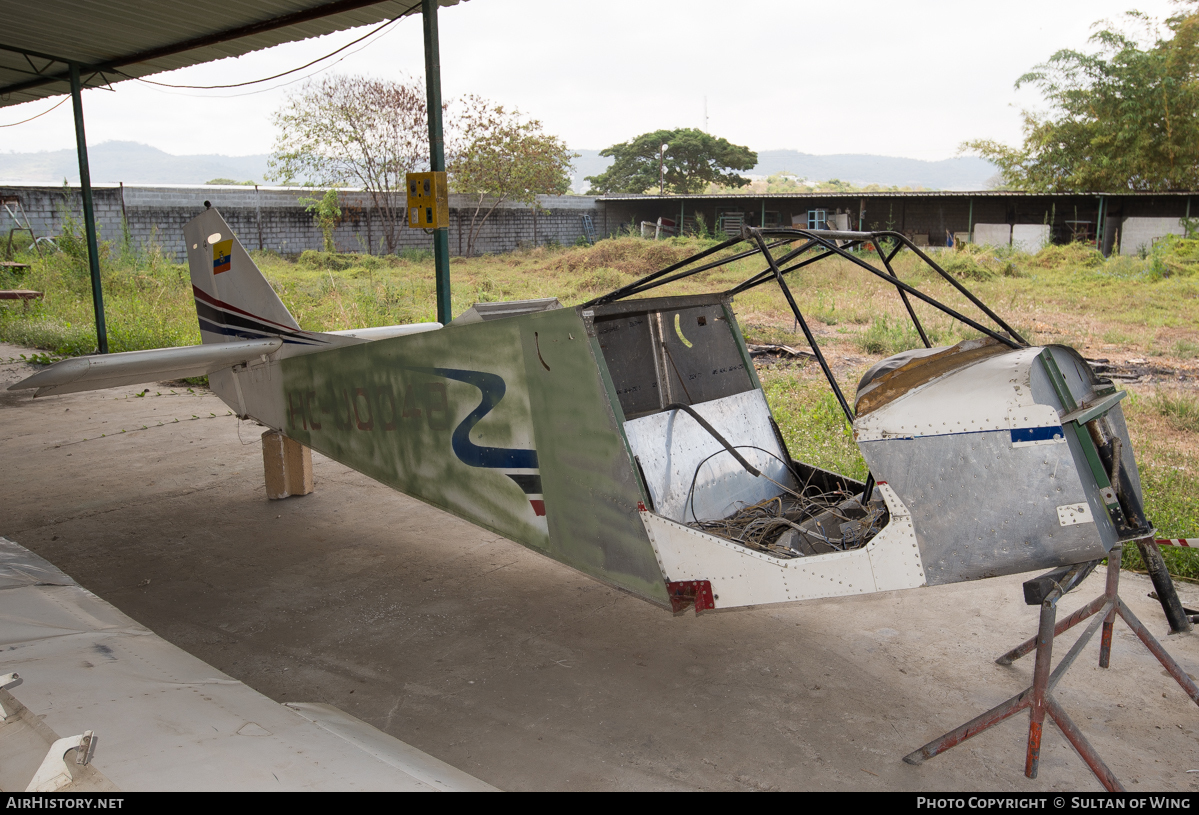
xmin=261 ymin=429 xmax=314 ymax=500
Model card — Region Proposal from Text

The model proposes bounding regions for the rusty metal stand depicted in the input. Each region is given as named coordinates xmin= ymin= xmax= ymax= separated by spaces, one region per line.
xmin=903 ymin=548 xmax=1199 ymax=792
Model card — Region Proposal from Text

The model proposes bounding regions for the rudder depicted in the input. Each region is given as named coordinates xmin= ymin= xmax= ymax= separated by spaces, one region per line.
xmin=183 ymin=207 xmax=317 ymax=346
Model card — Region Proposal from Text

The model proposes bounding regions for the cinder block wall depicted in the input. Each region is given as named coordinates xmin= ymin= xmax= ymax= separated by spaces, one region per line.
xmin=1 ymin=184 xmax=607 ymax=261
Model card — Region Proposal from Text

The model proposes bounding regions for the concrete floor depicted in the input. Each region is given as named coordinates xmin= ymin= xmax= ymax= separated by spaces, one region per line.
xmin=2 ymin=341 xmax=1197 ymax=792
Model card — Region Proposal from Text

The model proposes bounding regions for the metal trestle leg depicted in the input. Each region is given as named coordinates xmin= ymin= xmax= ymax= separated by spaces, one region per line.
xmin=903 ymin=547 xmax=1199 ymax=791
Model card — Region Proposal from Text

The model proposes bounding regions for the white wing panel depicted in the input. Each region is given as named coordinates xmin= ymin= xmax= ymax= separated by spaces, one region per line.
xmin=8 ymin=338 xmax=282 ymax=396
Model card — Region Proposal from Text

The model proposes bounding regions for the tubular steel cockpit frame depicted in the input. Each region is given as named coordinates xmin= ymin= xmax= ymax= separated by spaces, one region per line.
xmin=586 ymin=226 xmax=1028 ymax=427
xmin=583 ymin=227 xmax=1153 ymax=592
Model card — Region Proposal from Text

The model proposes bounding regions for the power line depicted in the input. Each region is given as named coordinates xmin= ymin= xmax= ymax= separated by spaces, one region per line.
xmin=0 ymin=13 xmax=405 ymax=123
xmin=128 ymin=38 xmax=383 ymax=99
xmin=120 ymin=14 xmax=402 ymax=90
xmin=0 ymin=94 xmax=69 ymax=127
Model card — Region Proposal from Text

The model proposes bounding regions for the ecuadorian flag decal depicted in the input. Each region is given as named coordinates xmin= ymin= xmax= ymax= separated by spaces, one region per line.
xmin=213 ymin=239 xmax=233 ymax=274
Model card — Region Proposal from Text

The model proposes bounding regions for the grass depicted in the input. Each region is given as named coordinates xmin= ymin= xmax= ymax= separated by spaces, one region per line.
xmin=1120 ymin=389 xmax=1199 ymax=581
xmin=857 ymin=315 xmax=963 ymax=356
xmin=2 ymin=230 xmax=1198 ymax=579
xmin=1172 ymin=338 xmax=1199 ymax=358
xmin=761 ymin=369 xmax=866 ymax=481
xmin=7 ymin=233 xmax=1199 ymax=361
xmin=1149 ymin=390 xmax=1199 ymax=433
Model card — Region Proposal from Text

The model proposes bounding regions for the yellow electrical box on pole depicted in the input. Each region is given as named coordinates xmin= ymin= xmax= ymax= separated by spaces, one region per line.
xmin=406 ymin=171 xmax=449 ymax=229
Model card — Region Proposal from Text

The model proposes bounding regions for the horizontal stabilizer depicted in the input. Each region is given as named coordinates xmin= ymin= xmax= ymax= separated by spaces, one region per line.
xmin=324 ymin=323 xmax=442 ymax=341
xmin=8 ymin=338 xmax=282 ymax=397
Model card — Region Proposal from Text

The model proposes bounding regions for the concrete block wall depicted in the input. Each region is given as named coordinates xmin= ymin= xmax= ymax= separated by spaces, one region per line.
xmin=1012 ymin=224 xmax=1051 ymax=253
xmin=1 ymin=184 xmax=605 ymax=262
xmin=973 ymin=223 xmax=1012 ymax=247
xmin=1119 ymin=217 xmax=1185 ymax=256
xmin=1 ymin=185 xmax=126 ymax=251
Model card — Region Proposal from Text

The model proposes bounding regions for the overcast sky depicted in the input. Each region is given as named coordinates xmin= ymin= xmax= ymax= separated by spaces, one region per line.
xmin=0 ymin=0 xmax=1184 ymax=161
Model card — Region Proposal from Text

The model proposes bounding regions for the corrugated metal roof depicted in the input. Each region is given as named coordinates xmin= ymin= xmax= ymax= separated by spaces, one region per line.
xmin=0 ymin=0 xmax=463 ymax=107
xmin=599 ymin=190 xmax=1199 ymax=200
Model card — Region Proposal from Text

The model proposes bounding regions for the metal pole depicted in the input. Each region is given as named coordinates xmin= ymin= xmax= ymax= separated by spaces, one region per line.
xmin=658 ymin=144 xmax=666 ymax=196
xmin=1115 ymin=597 xmax=1199 ymax=705
xmin=422 ymin=0 xmax=451 ymax=325
xmin=996 ymin=593 xmax=1107 ymax=665
xmin=1136 ymin=539 xmax=1193 ymax=634
xmin=1024 ymin=596 xmax=1056 ymax=778
xmin=255 ymin=184 xmax=264 ymax=251
xmin=69 ymin=63 xmax=108 ymax=354
xmin=1100 ymin=544 xmax=1121 ymax=667
xmin=876 ymin=237 xmax=930 ymax=348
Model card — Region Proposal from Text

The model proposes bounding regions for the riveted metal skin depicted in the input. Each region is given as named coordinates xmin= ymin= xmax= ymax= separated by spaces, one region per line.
xmin=854 ymin=344 xmax=1144 ymax=586
xmin=641 ymin=483 xmax=926 ymax=610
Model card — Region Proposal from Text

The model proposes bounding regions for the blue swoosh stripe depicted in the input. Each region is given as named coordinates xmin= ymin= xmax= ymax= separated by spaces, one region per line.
xmin=408 ymin=367 xmax=539 ymax=469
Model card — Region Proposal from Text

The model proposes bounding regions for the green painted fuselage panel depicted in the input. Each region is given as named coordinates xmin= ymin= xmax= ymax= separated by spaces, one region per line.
xmin=280 ymin=308 xmax=668 ymax=606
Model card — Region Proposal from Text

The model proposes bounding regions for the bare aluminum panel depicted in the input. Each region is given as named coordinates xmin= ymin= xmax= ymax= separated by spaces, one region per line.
xmin=9 ymin=338 xmax=282 ymax=397
xmin=451 ymin=298 xmax=561 ymax=325
xmin=623 ymin=389 xmax=792 ymax=523
xmin=855 ymin=345 xmax=1127 ymax=584
xmin=861 ymin=429 xmax=1108 ymax=585
xmin=855 ymin=347 xmax=1046 ymax=442
xmin=1029 ymin=345 xmax=1142 ymax=544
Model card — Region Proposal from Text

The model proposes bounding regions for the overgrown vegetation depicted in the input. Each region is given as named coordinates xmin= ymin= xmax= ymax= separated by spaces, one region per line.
xmin=1121 ymin=389 xmax=1199 ymax=581
xmin=761 ymin=370 xmax=866 ymax=481
xmin=857 ymin=315 xmax=960 ymax=356
xmin=1148 ymin=390 xmax=1199 ymax=433
xmin=2 ymin=230 xmax=1197 ymax=579
xmin=299 ymin=188 xmax=342 ymax=254
xmin=0 ymin=215 xmax=195 ymax=356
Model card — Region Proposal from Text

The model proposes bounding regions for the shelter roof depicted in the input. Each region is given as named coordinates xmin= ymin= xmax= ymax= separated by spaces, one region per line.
xmin=599 ymin=190 xmax=1199 ymax=200
xmin=0 ymin=0 xmax=461 ymax=108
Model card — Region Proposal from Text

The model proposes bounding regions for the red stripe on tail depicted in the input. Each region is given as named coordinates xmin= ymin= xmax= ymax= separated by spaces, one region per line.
xmin=192 ymin=285 xmax=297 ymax=333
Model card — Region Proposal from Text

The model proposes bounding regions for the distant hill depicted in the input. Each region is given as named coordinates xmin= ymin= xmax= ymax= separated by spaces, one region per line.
xmin=0 ymin=141 xmax=271 ymax=185
xmin=568 ymin=148 xmax=997 ymax=193
xmin=1 ymin=141 xmax=997 ymax=192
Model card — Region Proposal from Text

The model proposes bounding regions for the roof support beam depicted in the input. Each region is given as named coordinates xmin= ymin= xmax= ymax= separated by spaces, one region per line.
xmin=422 ymin=0 xmax=451 ymax=324
xmin=69 ymin=63 xmax=107 ymax=354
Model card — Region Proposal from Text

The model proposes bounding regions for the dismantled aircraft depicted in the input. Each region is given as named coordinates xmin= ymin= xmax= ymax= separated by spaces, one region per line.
xmin=10 ymin=208 xmax=1154 ymax=615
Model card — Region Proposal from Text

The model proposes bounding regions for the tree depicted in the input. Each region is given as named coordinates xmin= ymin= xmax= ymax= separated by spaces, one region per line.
xmin=447 ymin=96 xmax=575 ymax=257
xmin=268 ymin=75 xmax=430 ymax=254
xmin=963 ymin=5 xmax=1199 ymax=191
xmin=299 ymin=188 xmax=342 ymax=253
xmin=584 ymin=129 xmax=757 ymax=195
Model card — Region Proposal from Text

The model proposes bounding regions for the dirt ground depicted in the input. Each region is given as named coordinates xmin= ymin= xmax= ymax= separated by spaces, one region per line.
xmin=1 ymin=341 xmax=1196 ymax=792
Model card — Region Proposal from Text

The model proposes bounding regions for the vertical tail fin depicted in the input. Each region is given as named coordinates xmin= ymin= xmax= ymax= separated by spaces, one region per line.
xmin=183 ymin=207 xmax=310 ymax=345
